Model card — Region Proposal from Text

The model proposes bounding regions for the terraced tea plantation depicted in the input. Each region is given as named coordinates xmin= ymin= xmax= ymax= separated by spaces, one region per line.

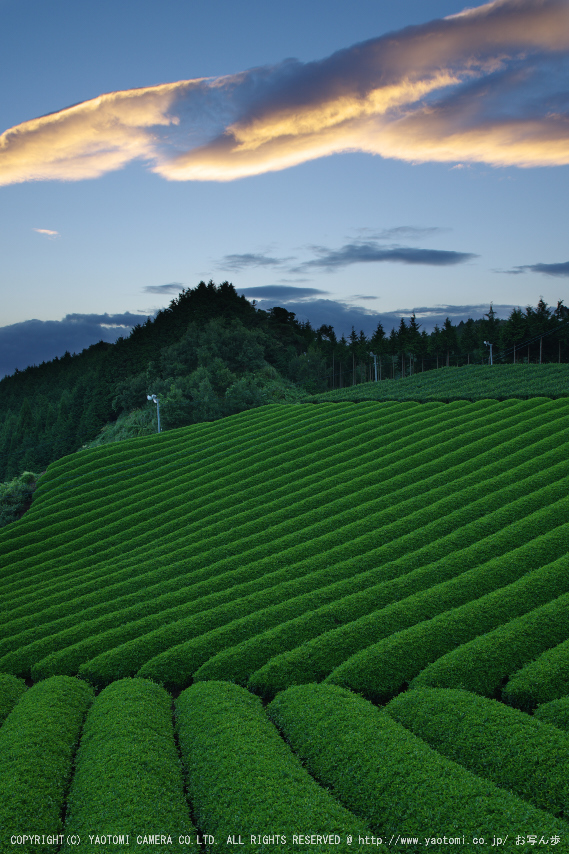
xmin=1 ymin=397 xmax=569 ymax=853
xmin=313 ymin=363 xmax=569 ymax=402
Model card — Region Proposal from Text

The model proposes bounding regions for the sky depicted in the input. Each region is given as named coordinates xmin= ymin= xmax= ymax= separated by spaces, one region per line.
xmin=1 ymin=0 xmax=568 ymax=377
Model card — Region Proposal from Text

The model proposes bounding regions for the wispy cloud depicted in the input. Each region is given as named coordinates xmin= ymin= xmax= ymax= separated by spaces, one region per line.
xmin=499 ymin=260 xmax=569 ymax=275
xmin=143 ymin=282 xmax=184 ymax=294
xmin=237 ymin=285 xmax=329 ymax=301
xmin=525 ymin=261 xmax=569 ymax=275
xmin=33 ymin=228 xmax=60 ymax=238
xmin=354 ymin=226 xmax=448 ymax=241
xmin=218 ymin=253 xmax=294 ymax=271
xmin=294 ymin=242 xmax=476 ymax=271
xmin=2 ymin=0 xmax=569 ymax=185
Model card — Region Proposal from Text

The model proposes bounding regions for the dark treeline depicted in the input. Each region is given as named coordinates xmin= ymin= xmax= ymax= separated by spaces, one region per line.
xmin=1 ymin=283 xmax=568 ymax=480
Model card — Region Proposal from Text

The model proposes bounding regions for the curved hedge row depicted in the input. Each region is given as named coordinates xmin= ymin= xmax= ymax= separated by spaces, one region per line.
xmin=324 ymin=551 xmax=569 ymax=704
xmin=0 ymin=672 xmax=27 ymax=725
xmin=502 ymin=638 xmax=569 ymax=711
xmin=174 ymin=681 xmax=368 ymax=853
xmin=0 ymin=402 xmax=509 ymax=630
xmin=0 ymin=401 xmax=566 ymax=608
xmin=62 ymin=678 xmax=198 ymax=854
xmin=534 ymin=697 xmax=569 ymax=733
xmin=1 ymin=399 xmax=515 ymax=611
xmin=106 ymin=467 xmax=569 ymax=690
xmin=0 ymin=403 xmax=480 ymax=642
xmin=384 ymin=687 xmax=569 ymax=820
xmin=266 ymin=683 xmax=569 ymax=852
xmin=3 ymin=398 xmax=542 ymax=609
xmin=0 ymin=676 xmax=93 ymax=853
xmin=30 ymin=414 xmax=566 ymax=686
xmin=312 ymin=365 xmax=569 ymax=404
xmin=411 ymin=589 xmax=569 ymax=698
xmin=251 ymin=532 xmax=569 ymax=700
xmin=199 ymin=508 xmax=569 ymax=693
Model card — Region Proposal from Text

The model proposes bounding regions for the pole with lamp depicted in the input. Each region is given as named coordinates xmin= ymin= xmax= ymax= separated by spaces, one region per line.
xmin=147 ymin=394 xmax=161 ymax=433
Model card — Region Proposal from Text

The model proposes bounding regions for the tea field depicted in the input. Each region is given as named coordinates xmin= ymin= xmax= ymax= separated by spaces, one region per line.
xmin=312 ymin=363 xmax=569 ymax=402
xmin=1 ymin=393 xmax=569 ymax=854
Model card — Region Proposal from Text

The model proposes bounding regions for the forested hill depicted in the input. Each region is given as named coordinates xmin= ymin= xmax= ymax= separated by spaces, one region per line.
xmin=1 ymin=284 xmax=568 ymax=482
xmin=0 ymin=282 xmax=317 ymax=480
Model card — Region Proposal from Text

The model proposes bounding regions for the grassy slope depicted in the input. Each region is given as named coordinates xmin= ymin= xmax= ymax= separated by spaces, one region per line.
xmin=1 ymin=372 xmax=569 ymax=847
xmin=312 ymin=363 xmax=569 ymax=402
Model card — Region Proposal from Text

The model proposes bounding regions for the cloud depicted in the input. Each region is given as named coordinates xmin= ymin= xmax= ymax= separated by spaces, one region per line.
xmin=354 ymin=226 xmax=448 ymax=241
xmin=499 ymin=260 xmax=569 ymax=275
xmin=218 ymin=253 xmax=293 ymax=271
xmin=294 ymin=242 xmax=477 ymax=271
xmin=2 ymin=0 xmax=569 ymax=185
xmin=522 ymin=261 xmax=569 ymax=275
xmin=237 ymin=285 xmax=329 ymax=300
xmin=0 ymin=312 xmax=153 ymax=379
xmin=33 ymin=228 xmax=59 ymax=238
xmin=143 ymin=282 xmax=184 ymax=294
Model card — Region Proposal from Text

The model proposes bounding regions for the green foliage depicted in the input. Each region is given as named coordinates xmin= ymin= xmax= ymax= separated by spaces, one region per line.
xmin=82 ymin=407 xmax=157 ymax=447
xmin=385 ymin=687 xmax=569 ymax=820
xmin=326 ymin=552 xmax=569 ymax=704
xmin=248 ymin=524 xmax=569 ymax=701
xmin=174 ymin=681 xmax=368 ymax=853
xmin=501 ymin=637 xmax=569 ymax=711
xmin=266 ymin=684 xmax=569 ymax=851
xmin=62 ymin=678 xmax=198 ymax=854
xmin=0 ymin=676 xmax=93 ymax=851
xmin=313 ymin=364 xmax=569 ymax=403
xmin=0 ymin=672 xmax=27 ymax=724
xmin=411 ymin=590 xmax=569 ymax=699
xmin=534 ymin=696 xmax=569 ymax=733
xmin=1 ymin=400 xmax=569 ymax=695
xmin=0 ymin=471 xmax=39 ymax=528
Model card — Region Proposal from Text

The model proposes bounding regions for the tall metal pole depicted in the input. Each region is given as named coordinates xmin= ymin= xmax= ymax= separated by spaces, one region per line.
xmin=147 ymin=394 xmax=161 ymax=433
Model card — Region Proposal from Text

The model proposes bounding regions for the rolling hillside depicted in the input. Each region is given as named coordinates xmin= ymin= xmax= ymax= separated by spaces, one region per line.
xmin=1 ymin=394 xmax=569 ymax=853
xmin=312 ymin=363 xmax=569 ymax=402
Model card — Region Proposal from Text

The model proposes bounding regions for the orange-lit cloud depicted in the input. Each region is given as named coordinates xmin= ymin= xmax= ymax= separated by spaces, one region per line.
xmin=33 ymin=228 xmax=60 ymax=237
xmin=1 ymin=0 xmax=569 ymax=185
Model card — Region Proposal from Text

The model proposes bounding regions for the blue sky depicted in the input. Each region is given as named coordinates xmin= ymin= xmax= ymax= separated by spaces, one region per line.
xmin=1 ymin=0 xmax=568 ymax=376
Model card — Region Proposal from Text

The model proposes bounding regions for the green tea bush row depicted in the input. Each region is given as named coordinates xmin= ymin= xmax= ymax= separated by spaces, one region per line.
xmin=0 ymin=400 xmax=482 ymax=599
xmin=72 ymin=474 xmax=569 ymax=689
xmin=325 ymin=549 xmax=569 ymax=704
xmin=313 ymin=366 xmax=569 ymax=404
xmin=62 ymin=678 xmax=198 ymax=854
xmin=0 ymin=399 xmax=554 ymax=610
xmin=194 ymin=505 xmax=569 ymax=689
xmin=1 ymin=399 xmax=523 ymax=628
xmin=23 ymin=437 xmax=567 ymax=677
xmin=174 ymin=681 xmax=368 ymax=853
xmin=502 ymin=639 xmax=569 ymax=711
xmin=412 ymin=590 xmax=569 ymax=698
xmin=1 ymin=399 xmax=508 ymax=592
xmin=385 ymin=687 xmax=569 ymax=819
xmin=0 ymin=404 xmax=299 ymax=548
xmin=249 ymin=515 xmax=569 ymax=700
xmin=0 ymin=672 xmax=26 ymax=725
xmin=534 ymin=697 xmax=569 ymax=733
xmin=0 ymin=403 xmax=382 ymax=576
xmin=266 ymin=684 xmax=569 ymax=852
xmin=0 ymin=676 xmax=93 ymax=853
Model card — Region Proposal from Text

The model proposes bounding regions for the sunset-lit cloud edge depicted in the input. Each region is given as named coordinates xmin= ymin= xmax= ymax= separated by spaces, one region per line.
xmin=1 ymin=0 xmax=569 ymax=186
